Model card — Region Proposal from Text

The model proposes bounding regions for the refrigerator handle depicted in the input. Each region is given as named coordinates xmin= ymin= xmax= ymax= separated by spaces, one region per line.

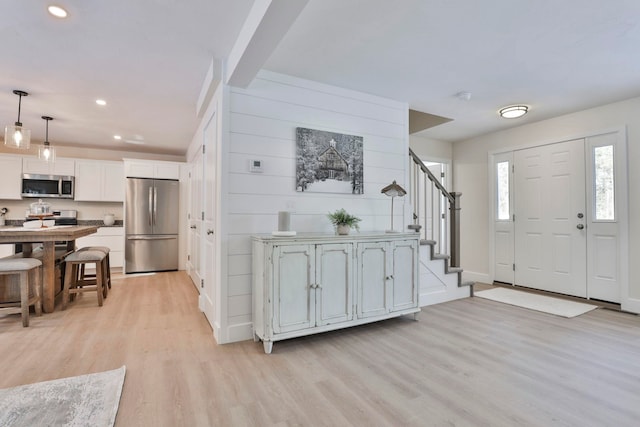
xmin=148 ymin=186 xmax=153 ymax=226
xmin=154 ymin=186 xmax=157 ymax=226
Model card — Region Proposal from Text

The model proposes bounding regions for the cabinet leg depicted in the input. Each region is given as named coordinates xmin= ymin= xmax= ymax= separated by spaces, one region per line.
xmin=413 ymin=312 xmax=419 ymax=321
xmin=253 ymin=331 xmax=260 ymax=342
xmin=263 ymin=341 xmax=273 ymax=354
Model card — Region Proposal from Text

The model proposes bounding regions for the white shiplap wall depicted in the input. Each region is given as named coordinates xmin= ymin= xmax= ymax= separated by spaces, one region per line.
xmin=222 ymin=70 xmax=409 ymax=342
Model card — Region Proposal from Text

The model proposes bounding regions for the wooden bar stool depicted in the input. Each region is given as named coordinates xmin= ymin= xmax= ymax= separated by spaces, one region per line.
xmin=62 ymin=250 xmax=107 ymax=309
xmin=77 ymin=246 xmax=111 ymax=291
xmin=0 ymin=258 xmax=42 ymax=327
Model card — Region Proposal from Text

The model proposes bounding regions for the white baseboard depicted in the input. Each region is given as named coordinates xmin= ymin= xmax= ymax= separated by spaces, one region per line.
xmin=621 ymin=297 xmax=640 ymax=314
xmin=224 ymin=322 xmax=253 ymax=344
xmin=420 ymin=286 xmax=470 ymax=306
xmin=462 ymin=270 xmax=490 ymax=284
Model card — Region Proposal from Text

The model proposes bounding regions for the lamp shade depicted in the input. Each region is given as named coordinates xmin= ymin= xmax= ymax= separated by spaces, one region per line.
xmin=381 ymin=180 xmax=407 ymax=197
xmin=4 ymin=124 xmax=31 ymax=149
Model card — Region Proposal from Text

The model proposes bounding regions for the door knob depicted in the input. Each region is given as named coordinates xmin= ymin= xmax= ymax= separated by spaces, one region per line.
xmin=576 ymin=224 xmax=584 ymax=230
xmin=207 ymin=229 xmax=214 ymax=235
xmin=577 ymin=213 xmax=584 ymax=219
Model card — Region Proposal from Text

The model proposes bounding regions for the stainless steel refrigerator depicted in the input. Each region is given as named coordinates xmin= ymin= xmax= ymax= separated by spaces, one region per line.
xmin=125 ymin=178 xmax=179 ymax=273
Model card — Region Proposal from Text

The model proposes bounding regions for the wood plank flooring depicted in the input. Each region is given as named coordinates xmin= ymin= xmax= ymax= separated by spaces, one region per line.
xmin=1 ymin=272 xmax=639 ymax=426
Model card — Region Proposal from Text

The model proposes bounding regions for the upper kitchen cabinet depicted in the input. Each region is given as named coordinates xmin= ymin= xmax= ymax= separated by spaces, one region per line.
xmin=75 ymin=160 xmax=125 ymax=202
xmin=124 ymin=159 xmax=181 ymax=180
xmin=0 ymin=154 xmax=23 ymax=199
xmin=23 ymin=157 xmax=75 ymax=176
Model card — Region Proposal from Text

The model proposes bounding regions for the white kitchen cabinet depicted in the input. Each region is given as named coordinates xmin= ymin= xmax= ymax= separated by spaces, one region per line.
xmin=76 ymin=227 xmax=124 ymax=268
xmin=253 ymin=233 xmax=419 ymax=354
xmin=123 ymin=159 xmax=180 ymax=180
xmin=23 ymin=157 xmax=74 ymax=176
xmin=74 ymin=160 xmax=124 ymax=202
xmin=0 ymin=154 xmax=23 ymax=199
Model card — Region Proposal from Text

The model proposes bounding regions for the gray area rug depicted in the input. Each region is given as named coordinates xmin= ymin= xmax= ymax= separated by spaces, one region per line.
xmin=0 ymin=366 xmax=126 ymax=427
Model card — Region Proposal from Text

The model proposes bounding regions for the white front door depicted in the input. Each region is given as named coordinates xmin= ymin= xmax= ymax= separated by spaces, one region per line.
xmin=514 ymin=139 xmax=587 ymax=297
xmin=585 ymin=133 xmax=621 ymax=303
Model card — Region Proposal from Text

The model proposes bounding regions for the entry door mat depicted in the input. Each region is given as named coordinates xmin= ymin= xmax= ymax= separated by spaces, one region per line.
xmin=0 ymin=366 xmax=126 ymax=427
xmin=475 ymin=288 xmax=598 ymax=318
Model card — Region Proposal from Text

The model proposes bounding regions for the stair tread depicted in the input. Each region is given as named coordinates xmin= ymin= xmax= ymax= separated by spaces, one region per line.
xmin=447 ymin=267 xmax=463 ymax=273
xmin=420 ymin=239 xmax=436 ymax=246
xmin=460 ymin=280 xmax=475 ymax=287
xmin=432 ymin=254 xmax=450 ymax=260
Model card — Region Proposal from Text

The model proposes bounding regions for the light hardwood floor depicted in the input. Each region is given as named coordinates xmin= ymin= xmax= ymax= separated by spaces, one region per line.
xmin=1 ymin=271 xmax=639 ymax=426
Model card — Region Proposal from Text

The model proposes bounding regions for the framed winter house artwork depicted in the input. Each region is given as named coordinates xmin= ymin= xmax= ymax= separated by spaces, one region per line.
xmin=296 ymin=127 xmax=364 ymax=194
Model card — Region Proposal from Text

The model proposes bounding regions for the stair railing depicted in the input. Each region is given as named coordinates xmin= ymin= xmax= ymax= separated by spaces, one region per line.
xmin=409 ymin=148 xmax=461 ymax=267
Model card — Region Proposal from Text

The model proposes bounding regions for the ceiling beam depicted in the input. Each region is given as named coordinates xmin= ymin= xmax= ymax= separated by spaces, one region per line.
xmin=225 ymin=0 xmax=309 ymax=88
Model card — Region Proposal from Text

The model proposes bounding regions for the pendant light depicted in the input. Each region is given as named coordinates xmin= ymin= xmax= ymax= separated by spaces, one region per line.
xmin=4 ymin=90 xmax=31 ymax=149
xmin=38 ymin=116 xmax=56 ymax=162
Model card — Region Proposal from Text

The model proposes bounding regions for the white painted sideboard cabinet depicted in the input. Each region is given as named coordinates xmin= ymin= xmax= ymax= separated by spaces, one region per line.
xmin=252 ymin=233 xmax=420 ymax=353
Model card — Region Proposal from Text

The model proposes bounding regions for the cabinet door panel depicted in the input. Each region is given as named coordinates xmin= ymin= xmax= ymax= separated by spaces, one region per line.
xmin=0 ymin=155 xmax=22 ymax=199
xmin=102 ymin=162 xmax=124 ymax=201
xmin=358 ymin=242 xmax=389 ymax=318
xmin=392 ymin=240 xmax=418 ymax=311
xmin=273 ymin=245 xmax=315 ymax=333
xmin=317 ymin=243 xmax=353 ymax=326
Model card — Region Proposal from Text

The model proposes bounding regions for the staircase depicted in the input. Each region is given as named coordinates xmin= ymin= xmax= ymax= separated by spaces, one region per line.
xmin=409 ymin=149 xmax=473 ymax=305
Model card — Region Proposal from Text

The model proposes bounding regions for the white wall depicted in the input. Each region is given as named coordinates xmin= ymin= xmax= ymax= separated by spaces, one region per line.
xmin=453 ymin=96 xmax=640 ymax=300
xmin=409 ymin=135 xmax=453 ymax=162
xmin=220 ymin=70 xmax=409 ymax=342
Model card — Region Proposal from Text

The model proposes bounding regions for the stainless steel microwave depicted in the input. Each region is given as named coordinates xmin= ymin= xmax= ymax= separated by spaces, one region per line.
xmin=21 ymin=173 xmax=75 ymax=199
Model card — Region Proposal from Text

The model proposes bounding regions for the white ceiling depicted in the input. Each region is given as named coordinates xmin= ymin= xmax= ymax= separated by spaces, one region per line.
xmin=0 ymin=0 xmax=254 ymax=156
xmin=3 ymin=1 xmax=640 ymax=156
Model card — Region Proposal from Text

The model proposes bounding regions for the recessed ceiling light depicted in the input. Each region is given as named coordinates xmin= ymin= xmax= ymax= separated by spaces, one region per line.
xmin=96 ymin=99 xmax=107 ymax=106
xmin=48 ymin=5 xmax=68 ymax=18
xmin=499 ymin=105 xmax=529 ymax=119
xmin=113 ymin=135 xmax=122 ymax=140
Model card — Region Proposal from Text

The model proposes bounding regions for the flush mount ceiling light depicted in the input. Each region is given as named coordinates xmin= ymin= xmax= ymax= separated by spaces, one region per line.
xmin=113 ymin=135 xmax=122 ymax=140
xmin=4 ymin=90 xmax=31 ymax=149
xmin=48 ymin=5 xmax=68 ymax=18
xmin=38 ymin=116 xmax=56 ymax=163
xmin=499 ymin=105 xmax=529 ymax=119
xmin=95 ymin=99 xmax=107 ymax=106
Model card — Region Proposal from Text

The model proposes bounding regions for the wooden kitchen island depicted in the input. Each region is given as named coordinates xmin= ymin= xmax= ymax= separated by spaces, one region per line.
xmin=0 ymin=225 xmax=98 ymax=312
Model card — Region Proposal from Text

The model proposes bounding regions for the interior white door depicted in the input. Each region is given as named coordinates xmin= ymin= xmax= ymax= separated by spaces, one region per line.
xmin=200 ymin=112 xmax=217 ymax=326
xmin=187 ymin=156 xmax=203 ymax=290
xmin=514 ymin=139 xmax=587 ymax=297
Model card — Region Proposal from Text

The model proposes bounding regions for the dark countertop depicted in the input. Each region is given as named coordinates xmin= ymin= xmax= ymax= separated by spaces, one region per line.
xmin=5 ymin=220 xmax=123 ymax=227
xmin=77 ymin=220 xmax=123 ymax=227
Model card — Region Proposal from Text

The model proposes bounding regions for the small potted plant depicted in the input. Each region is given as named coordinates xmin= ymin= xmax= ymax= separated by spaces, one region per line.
xmin=327 ymin=208 xmax=361 ymax=235
xmin=0 ymin=207 xmax=8 ymax=226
